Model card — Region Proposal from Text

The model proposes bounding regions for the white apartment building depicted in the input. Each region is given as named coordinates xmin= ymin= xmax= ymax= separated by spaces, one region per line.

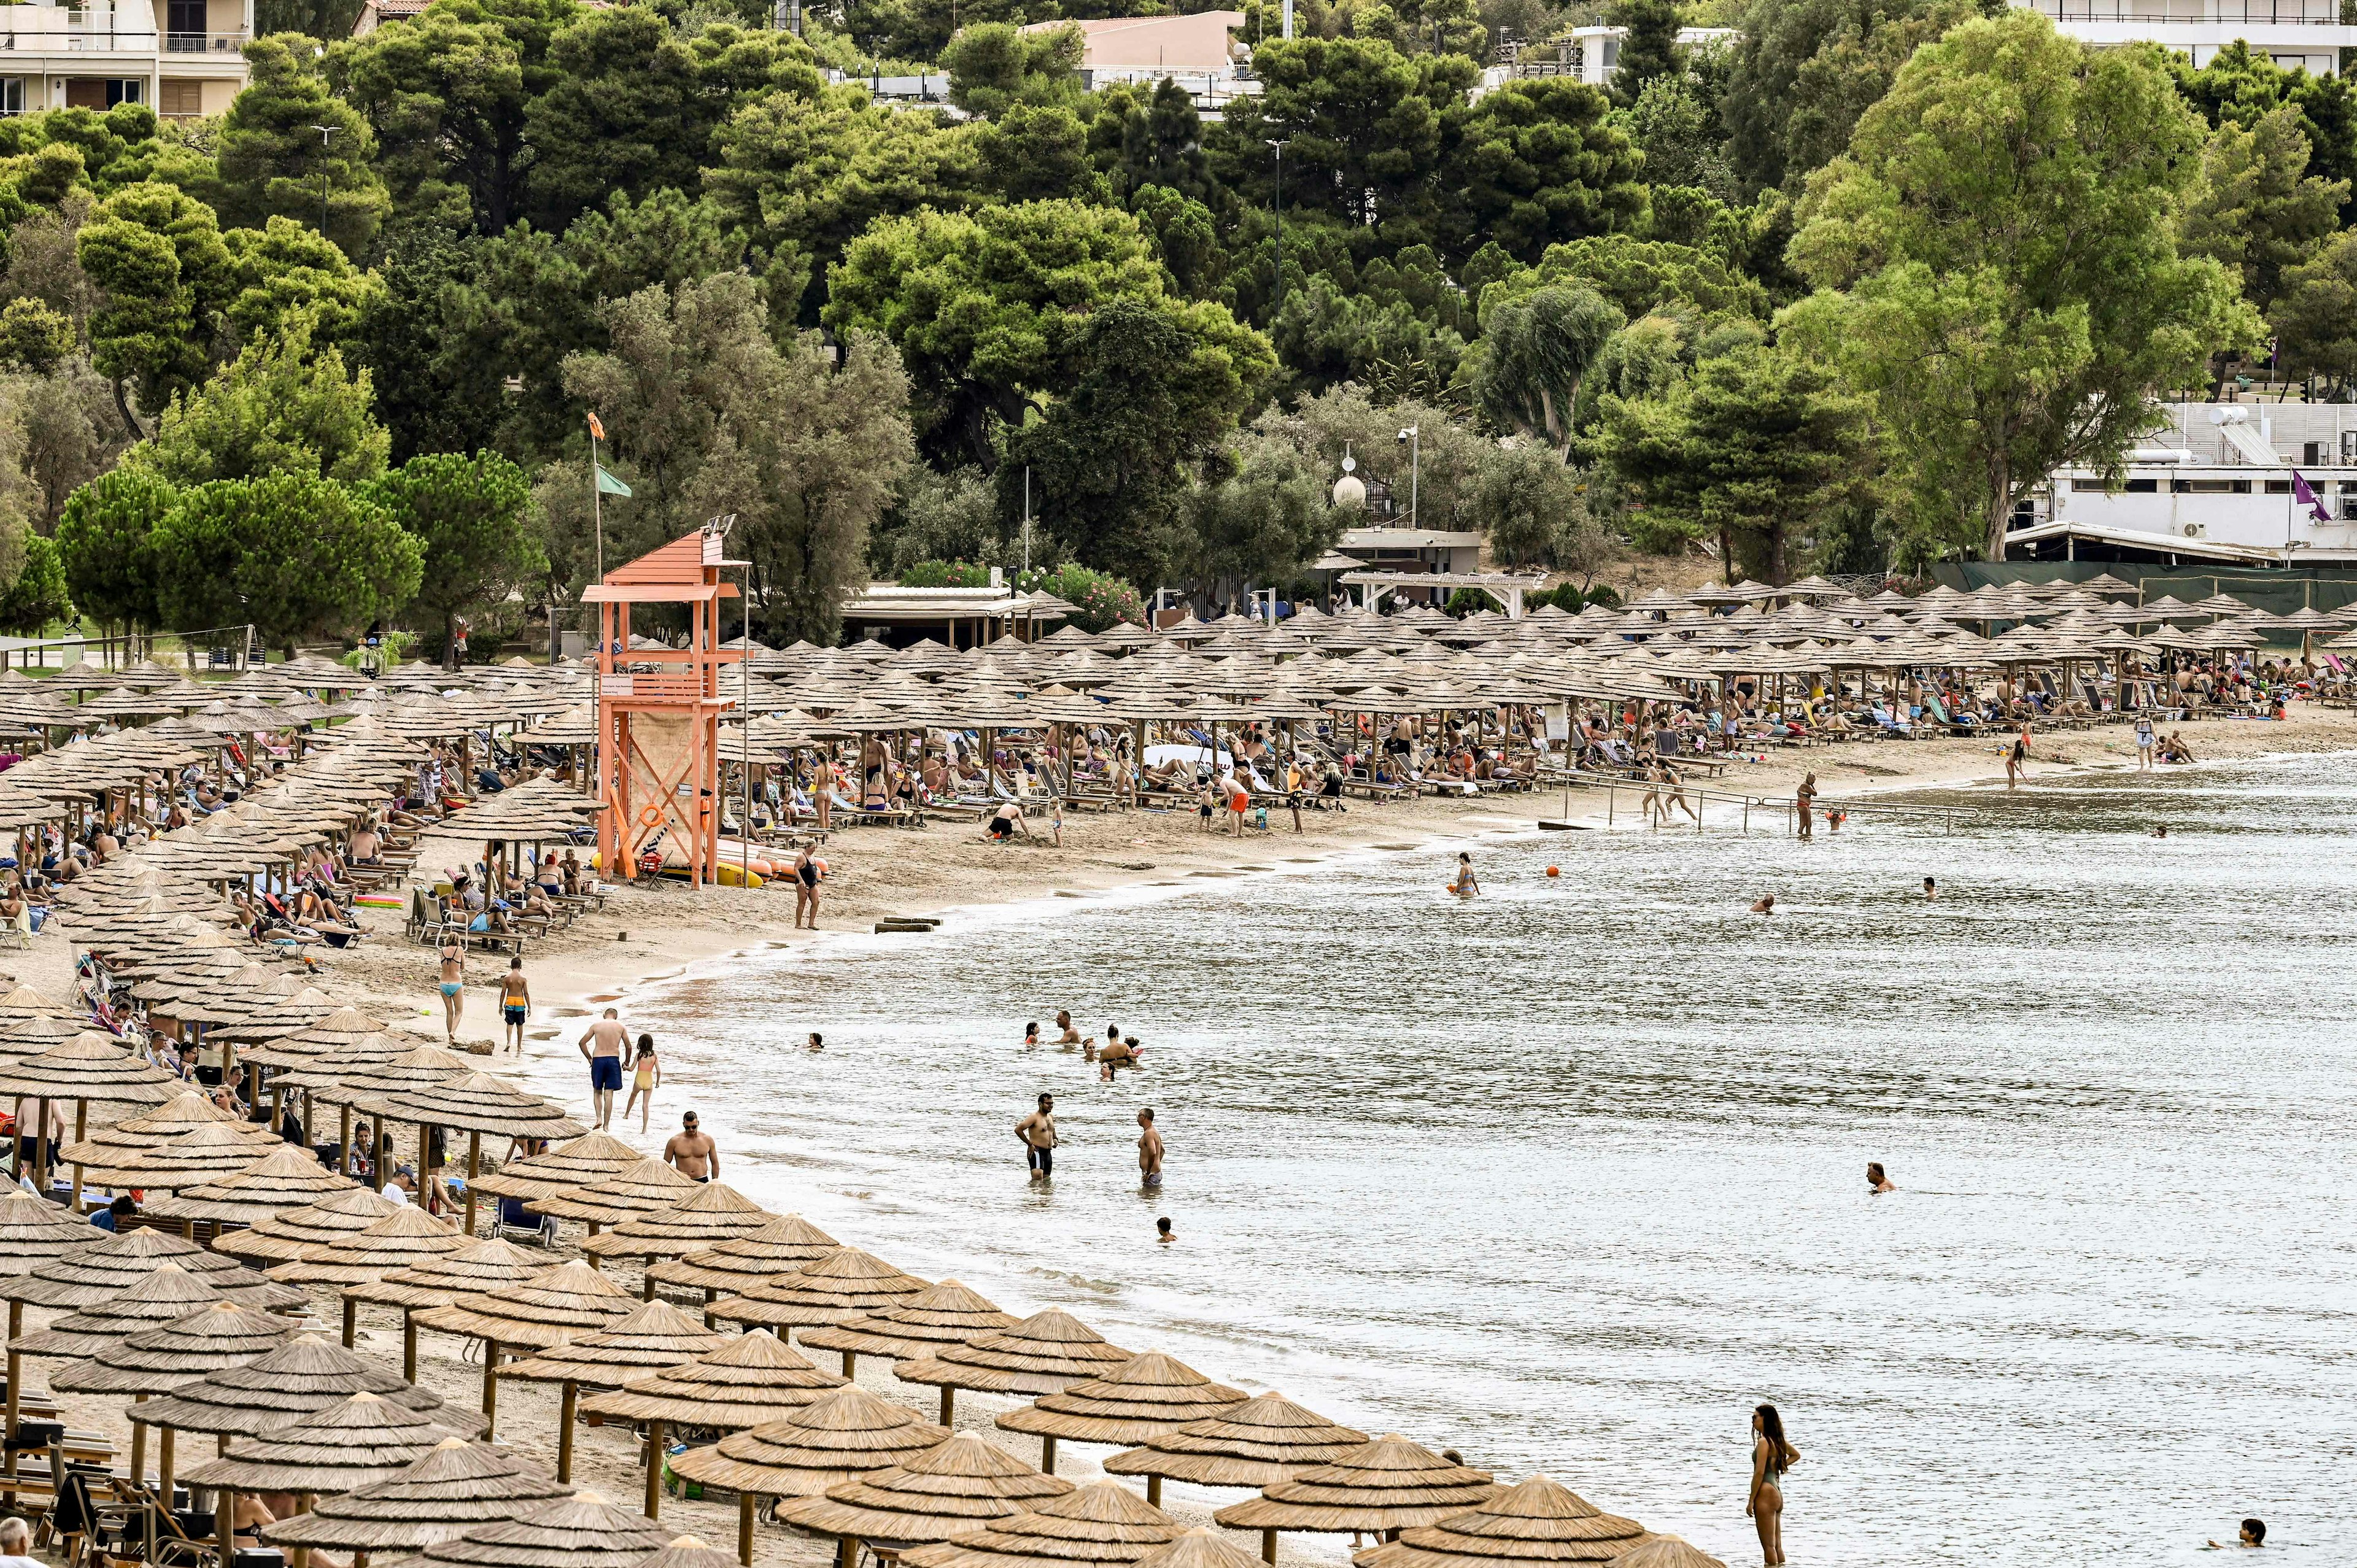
xmin=2008 ymin=403 xmax=2357 ymax=566
xmin=0 ymin=0 xmax=253 ymax=123
xmin=2021 ymin=0 xmax=2355 ymax=77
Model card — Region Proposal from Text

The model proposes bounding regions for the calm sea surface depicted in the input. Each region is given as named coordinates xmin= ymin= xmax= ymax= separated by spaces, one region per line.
xmin=545 ymin=753 xmax=2357 ymax=1566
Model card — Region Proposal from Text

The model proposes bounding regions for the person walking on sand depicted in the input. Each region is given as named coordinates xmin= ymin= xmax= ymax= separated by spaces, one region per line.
xmin=1746 ymin=1404 xmax=1798 ymax=1567
xmin=1137 ymin=1108 xmax=1163 ymax=1189
xmin=792 ymin=844 xmax=821 ymax=929
xmin=2007 ymin=724 xmax=2029 ymax=789
xmin=664 ymin=1111 xmax=718 ymax=1181
xmin=577 ymin=1008 xmax=629 ymax=1130
xmin=1016 ymin=1093 xmax=1057 ymax=1179
xmin=623 ymin=1035 xmax=660 ymax=1133
xmin=1795 ymin=774 xmax=1816 ymax=841
xmin=436 ymin=939 xmax=465 ymax=1040
xmin=497 ymin=957 xmax=530 ymax=1052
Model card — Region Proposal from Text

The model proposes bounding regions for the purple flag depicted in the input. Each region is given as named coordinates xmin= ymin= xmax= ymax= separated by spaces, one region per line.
xmin=2292 ymin=469 xmax=2332 ymax=525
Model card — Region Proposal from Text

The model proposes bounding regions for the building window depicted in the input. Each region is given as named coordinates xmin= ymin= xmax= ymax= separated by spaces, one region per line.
xmin=2266 ymin=479 xmax=2294 ymax=494
xmin=0 ymin=80 xmax=23 ymax=117
xmin=159 ymin=79 xmax=203 ymax=119
xmin=2170 ymin=479 xmax=2251 ymax=494
xmin=2124 ymin=478 xmax=2158 ymax=493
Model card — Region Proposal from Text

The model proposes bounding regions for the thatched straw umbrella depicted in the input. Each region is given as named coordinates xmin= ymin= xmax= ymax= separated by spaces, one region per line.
xmin=10 ymin=1261 xmax=239 ymax=1361
xmin=776 ymin=1431 xmax=1073 ymax=1568
xmin=669 ymin=1386 xmax=950 ymax=1538
xmin=0 ymin=1187 xmax=99 ymax=1472
xmin=894 ymin=1309 xmax=1133 ymax=1443
xmin=895 ymin=1479 xmax=1182 ymax=1568
xmin=56 ymin=1087 xmax=275 ymax=1168
xmin=416 ymin=1489 xmax=672 ymax=1568
xmin=1131 ymin=1527 xmax=1268 ymax=1568
xmin=1347 ymin=1476 xmax=1649 ymax=1568
xmin=51 ymin=1299 xmax=301 ymax=1498
xmin=134 ymin=1333 xmax=480 ymax=1441
xmin=212 ymin=1188 xmax=403 ymax=1263
xmin=496 ymin=1299 xmax=730 ymax=1486
xmin=413 ymin=1259 xmax=637 ymax=1437
xmin=148 ymin=1143 xmax=361 ymax=1235
xmin=706 ymin=1247 xmax=929 ymax=1336
xmin=646 ymin=1213 xmax=837 ymax=1304
xmin=10 ymin=1226 xmax=303 ymax=1309
xmin=0 ymin=1030 xmax=177 ymax=1208
xmin=466 ymin=1131 xmax=646 ymax=1203
xmin=575 ymin=1332 xmax=844 ymax=1470
xmin=799 ymin=1281 xmax=1014 ymax=1386
xmin=580 ymin=1183 xmax=775 ymax=1292
xmin=67 ymin=1119 xmax=287 ymax=1194
xmin=1102 ymin=1392 xmax=1368 ymax=1503
xmin=532 ymin=1159 xmax=705 ymax=1237
xmin=346 ymin=1235 xmax=551 ymax=1380
xmin=182 ymin=1391 xmax=470 ymax=1568
xmin=360 ymin=1072 xmax=584 ymax=1235
xmin=635 ymin=1535 xmax=743 ymax=1568
xmin=1213 ymin=1437 xmax=1497 ymax=1563
xmin=1609 ymin=1537 xmax=1725 ymax=1568
xmin=261 ymin=1437 xmax=566 ymax=1557
xmin=997 ymin=1353 xmax=1247 ymax=1502
xmin=269 ymin=1205 xmax=470 ymax=1343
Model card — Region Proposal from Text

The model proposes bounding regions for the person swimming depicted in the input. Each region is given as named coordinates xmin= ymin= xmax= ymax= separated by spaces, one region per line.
xmin=1867 ymin=1162 xmax=1895 ymax=1193
xmin=1751 ymin=894 xmax=1776 ymax=914
xmin=1923 ymin=876 xmax=1937 ymax=900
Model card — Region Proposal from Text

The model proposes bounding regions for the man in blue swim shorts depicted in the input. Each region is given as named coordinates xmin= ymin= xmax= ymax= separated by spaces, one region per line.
xmin=578 ymin=1007 xmax=629 ymax=1130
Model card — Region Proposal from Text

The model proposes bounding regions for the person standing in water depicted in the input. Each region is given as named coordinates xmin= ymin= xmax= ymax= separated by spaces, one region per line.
xmin=1137 ymin=1108 xmax=1163 ymax=1188
xmin=792 ymin=844 xmax=822 ymax=929
xmin=576 ymin=1008 xmax=629 ymax=1130
xmin=1795 ymin=774 xmax=1816 ymax=840
xmin=2006 ymin=725 xmax=2029 ymax=789
xmin=1746 ymin=1404 xmax=1798 ymax=1567
xmin=498 ymin=957 xmax=531 ymax=1052
xmin=1453 ymin=852 xmax=1479 ymax=896
xmin=1016 ymin=1093 xmax=1057 ymax=1179
xmin=1867 ymin=1162 xmax=1895 ymax=1192
xmin=623 ymin=1035 xmax=660 ymax=1133
xmin=1922 ymin=877 xmax=1937 ymax=900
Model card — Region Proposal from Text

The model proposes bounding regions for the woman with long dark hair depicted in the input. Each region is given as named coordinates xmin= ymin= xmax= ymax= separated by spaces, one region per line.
xmin=1746 ymin=1403 xmax=1798 ymax=1566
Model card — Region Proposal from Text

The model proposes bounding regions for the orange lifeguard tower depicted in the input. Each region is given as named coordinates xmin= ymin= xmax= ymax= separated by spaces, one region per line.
xmin=581 ymin=522 xmax=748 ymax=886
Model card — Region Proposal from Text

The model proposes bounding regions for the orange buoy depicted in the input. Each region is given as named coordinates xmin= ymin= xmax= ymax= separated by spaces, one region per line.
xmin=1546 ymin=866 xmax=1560 ymax=877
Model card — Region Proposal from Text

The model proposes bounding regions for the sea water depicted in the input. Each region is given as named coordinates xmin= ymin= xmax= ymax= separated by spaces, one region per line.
xmin=548 ymin=754 xmax=2357 ymax=1566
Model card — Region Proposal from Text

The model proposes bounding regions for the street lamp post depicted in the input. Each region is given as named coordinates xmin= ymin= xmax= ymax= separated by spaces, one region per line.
xmin=306 ymin=123 xmax=340 ymax=240
xmin=1397 ymin=424 xmax=1420 ymax=527
xmin=1266 ymin=138 xmax=1289 ymax=320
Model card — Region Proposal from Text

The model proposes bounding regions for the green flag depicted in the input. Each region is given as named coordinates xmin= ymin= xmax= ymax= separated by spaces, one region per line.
xmin=595 ymin=465 xmax=632 ymax=497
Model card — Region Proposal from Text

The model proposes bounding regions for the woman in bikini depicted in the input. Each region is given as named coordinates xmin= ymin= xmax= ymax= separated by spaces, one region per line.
xmin=1746 ymin=1403 xmax=1798 ymax=1567
xmin=622 ymin=1035 xmax=660 ymax=1132
xmin=436 ymin=939 xmax=465 ymax=1040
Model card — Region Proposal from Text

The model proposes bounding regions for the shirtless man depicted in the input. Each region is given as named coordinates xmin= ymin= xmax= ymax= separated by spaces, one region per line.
xmin=436 ymin=939 xmax=465 ymax=1040
xmin=1867 ymin=1162 xmax=1896 ymax=1193
xmin=1751 ymin=894 xmax=1776 ymax=915
xmin=577 ymin=1008 xmax=629 ymax=1129
xmin=1137 ymin=1108 xmax=1163 ymax=1189
xmin=1016 ymin=1093 xmax=1056 ymax=1180
xmin=665 ymin=1112 xmax=718 ymax=1181
xmin=1053 ymin=1011 xmax=1081 ymax=1047
xmin=498 ymin=957 xmax=531 ymax=1052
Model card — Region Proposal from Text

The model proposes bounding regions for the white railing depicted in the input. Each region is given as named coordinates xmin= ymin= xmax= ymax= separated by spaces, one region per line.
xmin=2027 ymin=0 xmax=2342 ymax=21
xmin=165 ymin=29 xmax=248 ymax=52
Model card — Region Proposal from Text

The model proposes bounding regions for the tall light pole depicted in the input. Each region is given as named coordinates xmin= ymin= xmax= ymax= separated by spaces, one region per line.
xmin=1266 ymin=138 xmax=1290 ymax=321
xmin=307 ymin=123 xmax=339 ymax=241
xmin=1397 ymin=424 xmax=1419 ymax=526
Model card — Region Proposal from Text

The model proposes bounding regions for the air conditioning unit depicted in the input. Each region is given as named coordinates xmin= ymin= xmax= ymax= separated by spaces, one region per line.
xmin=2342 ymin=430 xmax=2357 ymax=465
xmin=2182 ymin=523 xmax=2207 ymax=538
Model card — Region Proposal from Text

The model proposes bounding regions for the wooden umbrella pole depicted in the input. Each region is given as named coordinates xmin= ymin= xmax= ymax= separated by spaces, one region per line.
xmin=556 ymin=1381 xmax=576 ymax=1483
xmin=642 ymin=1416 xmax=664 ymax=1520
xmin=937 ymin=1387 xmax=951 ymax=1426
xmin=1261 ymin=1529 xmax=1277 ymax=1565
xmin=158 ymin=1426 xmax=174 ymax=1500
xmin=1146 ymin=1475 xmax=1161 ymax=1507
xmin=403 ymin=1313 xmax=417 ymax=1383
xmin=464 ymin=1129 xmax=481 ymax=1236
xmin=67 ymin=1099 xmax=85 ymax=1213
xmin=1040 ymin=1435 xmax=1056 ymax=1474
xmin=339 ymin=1103 xmax=352 ymax=1173
xmin=130 ymin=1397 xmax=148 ymax=1488
xmin=737 ymin=1492 xmax=754 ymax=1567
xmin=218 ymin=1488 xmax=234 ymax=1568
xmin=4 ymin=1299 xmax=20 ymax=1485
xmin=839 ymin=1351 xmax=853 ymax=1378
xmin=481 ymin=1341 xmax=500 ymax=1434
xmin=342 ymin=1296 xmax=358 ymax=1348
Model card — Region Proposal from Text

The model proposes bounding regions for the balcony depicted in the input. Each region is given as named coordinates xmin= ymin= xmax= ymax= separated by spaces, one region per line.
xmin=2026 ymin=0 xmax=2341 ymax=21
xmin=164 ymin=29 xmax=248 ymax=52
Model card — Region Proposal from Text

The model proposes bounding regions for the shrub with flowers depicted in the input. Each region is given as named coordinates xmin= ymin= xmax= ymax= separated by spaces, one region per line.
xmin=894 ymin=560 xmax=1146 ymax=633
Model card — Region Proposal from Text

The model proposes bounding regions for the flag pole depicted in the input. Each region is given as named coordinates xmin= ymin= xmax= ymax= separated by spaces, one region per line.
xmin=590 ymin=419 xmax=605 ymax=582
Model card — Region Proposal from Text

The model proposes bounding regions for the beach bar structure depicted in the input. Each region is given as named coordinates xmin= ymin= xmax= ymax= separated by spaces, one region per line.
xmin=582 ymin=522 xmax=748 ymax=886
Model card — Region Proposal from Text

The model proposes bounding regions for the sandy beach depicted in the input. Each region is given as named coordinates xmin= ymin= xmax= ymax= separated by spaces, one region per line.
xmin=12 ymin=706 xmax=2357 ymax=1568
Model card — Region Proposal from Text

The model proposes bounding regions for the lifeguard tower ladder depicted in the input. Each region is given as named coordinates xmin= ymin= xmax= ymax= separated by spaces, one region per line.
xmin=582 ymin=520 xmax=748 ymax=886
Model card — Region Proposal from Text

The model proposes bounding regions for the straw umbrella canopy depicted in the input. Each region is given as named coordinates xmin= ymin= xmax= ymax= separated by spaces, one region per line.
xmin=777 ymin=1432 xmax=1074 ymax=1556
xmin=10 ymin=1225 xmax=302 ymax=1309
xmin=707 ymin=1246 xmax=931 ymax=1334
xmin=261 ymin=1438 xmax=567 ymax=1554
xmin=669 ymin=1385 xmax=951 ymax=1516
xmin=894 ymin=1308 xmax=1133 ymax=1440
xmin=896 ymin=1479 xmax=1183 ymax=1568
xmin=579 ymin=1182 xmax=776 ymax=1281
xmin=1131 ymin=1529 xmax=1266 ymax=1568
xmin=497 ymin=1297 xmax=732 ymax=1484
xmin=414 ymin=1259 xmax=638 ymax=1438
xmin=1102 ymin=1392 xmax=1369 ymax=1491
xmin=133 ymin=1332 xmax=482 ymax=1439
xmin=578 ymin=1329 xmax=845 ymax=1433
xmin=346 ymin=1234 xmax=554 ymax=1380
xmin=1347 ymin=1476 xmax=1647 ymax=1568
xmin=646 ymin=1213 xmax=838 ymax=1298
xmin=417 ymin=1489 xmax=675 ymax=1568
xmin=269 ymin=1203 xmax=468 ymax=1286
xmin=180 ymin=1389 xmax=466 ymax=1497
xmin=797 ymin=1280 xmax=1015 ymax=1382
xmin=149 ymin=1142 xmax=362 ymax=1231
xmin=360 ymin=1072 xmax=586 ymax=1234
xmin=56 ymin=1087 xmax=274 ymax=1165
xmin=9 ymin=1260 xmax=242 ymax=1359
xmin=50 ymin=1299 xmax=301 ymax=1394
xmin=468 ymin=1132 xmax=648 ymax=1202
xmin=0 ymin=1030 xmax=177 ymax=1206
xmin=997 ymin=1353 xmax=1247 ymax=1501
xmin=532 ymin=1159 xmax=705 ymax=1228
xmin=64 ymin=1119 xmax=285 ymax=1192
xmin=0 ymin=1188 xmax=101 ymax=1276
xmin=635 ymin=1535 xmax=744 ymax=1568
xmin=1215 ymin=1436 xmax=1498 ymax=1561
xmin=212 ymin=1186 xmax=405 ymax=1262
xmin=1608 ymin=1538 xmax=1725 ymax=1568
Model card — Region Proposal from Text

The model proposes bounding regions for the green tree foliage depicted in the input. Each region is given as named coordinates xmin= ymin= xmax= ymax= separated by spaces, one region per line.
xmin=1088 ymin=79 xmax=1212 ymax=202
xmin=15 ymin=366 xmax=128 ymax=532
xmin=353 ymin=231 xmax=506 ymax=465
xmin=2178 ymin=104 xmax=2346 ymax=319
xmin=2169 ymin=41 xmax=2357 ymax=225
xmin=998 ymin=296 xmax=1277 ymax=585
xmin=975 ymin=104 xmax=1105 ymax=204
xmin=257 ymin=0 xmax=369 ymax=42
xmin=1171 ymin=428 xmax=1341 ymax=600
xmin=222 ymin=215 xmax=387 ymax=349
xmin=844 ymin=0 xmax=1051 ymax=66
xmin=1622 ymin=74 xmax=1739 ymax=204
xmin=1611 ymin=0 xmax=1682 ymax=107
xmin=75 ymin=180 xmax=234 ymax=434
xmin=943 ymin=22 xmax=1084 ymax=118
xmin=209 ymin=34 xmax=390 ymax=257
xmin=1485 ymin=234 xmax=1769 ymax=323
xmin=1215 ymin=37 xmax=1474 ymax=231
xmin=0 ymin=300 xmax=74 ymax=374
xmin=127 ymin=316 xmax=390 ymax=486
xmin=1470 ymin=282 xmax=1624 ymax=456
xmin=333 ymin=0 xmax=581 ymax=235
xmin=55 ymin=467 xmax=172 ymax=630
xmin=1594 ymin=341 xmax=1868 ymax=584
xmin=366 ymin=450 xmax=540 ymax=662
xmin=151 ymin=471 xmax=422 ymax=650
xmin=1720 ymin=0 xmax=1987 ymax=195
xmin=2272 ymin=228 xmax=2357 ymax=398
xmin=522 ymin=15 xmax=820 ymax=236
xmin=1784 ymin=11 xmax=2256 ymax=562
xmin=872 ymin=465 xmax=1005 ymax=575
xmin=0 ymin=533 xmax=70 ymax=634
xmin=1442 ymin=79 xmax=1646 ymax=265
xmin=1468 ymin=440 xmax=1608 ymax=575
